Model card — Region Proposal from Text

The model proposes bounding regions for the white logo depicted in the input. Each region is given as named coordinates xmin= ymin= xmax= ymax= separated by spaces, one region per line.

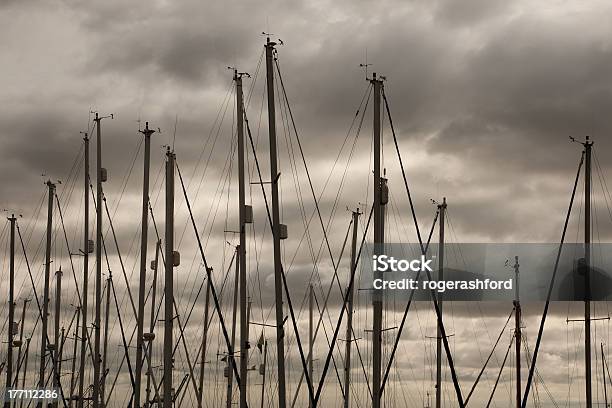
xmin=372 ymin=255 xmax=433 ymax=272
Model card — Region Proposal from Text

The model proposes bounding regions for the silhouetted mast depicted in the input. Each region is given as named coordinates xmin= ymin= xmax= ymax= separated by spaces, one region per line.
xmin=344 ymin=208 xmax=361 ymax=408
xmin=602 ymin=343 xmax=608 ymax=407
xmin=4 ymin=214 xmax=16 ymax=408
xmin=308 ymin=284 xmax=314 ymax=408
xmin=78 ymin=131 xmax=90 ymax=408
xmin=584 ymin=135 xmax=593 ymax=408
xmin=54 ymin=265 xmax=63 ymax=406
xmin=265 ymin=36 xmax=287 ymax=408
xmin=101 ymin=274 xmax=111 ymax=404
xmin=69 ymin=305 xmax=80 ymax=408
xmin=260 ymin=339 xmax=268 ymax=408
xmin=226 ymin=247 xmax=240 ymax=408
xmin=163 ymin=148 xmax=176 ymax=408
xmin=39 ymin=181 xmax=55 ymax=405
xmin=93 ymin=112 xmax=112 ymax=408
xmin=197 ymin=265 xmax=211 ymax=408
xmin=235 ymin=68 xmax=250 ymax=408
xmin=145 ymin=239 xmax=160 ymax=407
xmin=21 ymin=338 xmax=31 ymax=408
xmin=371 ymin=72 xmax=386 ymax=408
xmin=514 ymin=256 xmax=521 ymax=408
xmin=435 ymin=198 xmax=446 ymax=408
xmin=14 ymin=299 xmax=29 ymax=389
xmin=135 ymin=121 xmax=155 ymax=408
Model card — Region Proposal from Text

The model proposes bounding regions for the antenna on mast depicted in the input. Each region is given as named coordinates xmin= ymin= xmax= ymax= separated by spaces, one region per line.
xmin=172 ymin=114 xmax=178 ymax=152
xmin=360 ymin=48 xmax=373 ymax=80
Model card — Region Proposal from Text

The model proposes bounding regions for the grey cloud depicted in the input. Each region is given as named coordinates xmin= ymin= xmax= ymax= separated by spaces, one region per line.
xmin=2 ymin=0 xmax=612 ymax=406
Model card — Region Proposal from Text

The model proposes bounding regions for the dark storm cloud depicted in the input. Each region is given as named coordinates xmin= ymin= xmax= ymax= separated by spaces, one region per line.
xmin=433 ymin=0 xmax=511 ymax=27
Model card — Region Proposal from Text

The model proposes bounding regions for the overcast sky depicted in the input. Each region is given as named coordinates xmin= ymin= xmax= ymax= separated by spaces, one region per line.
xmin=2 ymin=0 xmax=612 ymax=406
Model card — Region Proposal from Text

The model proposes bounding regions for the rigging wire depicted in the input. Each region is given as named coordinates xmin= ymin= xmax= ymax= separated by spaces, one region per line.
xmin=521 ymin=150 xmax=585 ymax=407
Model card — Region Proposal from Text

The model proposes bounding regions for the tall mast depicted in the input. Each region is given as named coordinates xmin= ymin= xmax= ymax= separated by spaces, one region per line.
xmin=78 ymin=132 xmax=90 ymax=408
xmin=146 ymin=239 xmax=161 ymax=407
xmin=584 ymin=135 xmax=593 ymax=408
xmin=93 ymin=112 xmax=111 ymax=408
xmin=163 ymin=148 xmax=175 ymax=408
xmin=5 ymin=214 xmax=16 ymax=408
xmin=94 ymin=114 xmax=102 ymax=408
xmin=514 ymin=256 xmax=521 ymax=408
xmin=58 ymin=328 xmax=66 ymax=387
xmin=39 ymin=181 xmax=55 ymax=399
xmin=371 ymin=72 xmax=385 ymax=408
xmin=14 ymin=299 xmax=29 ymax=389
xmin=54 ymin=266 xmax=63 ymax=406
xmin=265 ymin=36 xmax=287 ymax=408
xmin=101 ymin=274 xmax=111 ymax=405
xmin=226 ymin=247 xmax=240 ymax=408
xmin=135 ymin=121 xmax=155 ymax=408
xmin=436 ymin=198 xmax=446 ymax=408
xmin=344 ymin=208 xmax=361 ymax=408
xmin=246 ymin=299 xmax=252 ymax=354
xmin=198 ymin=267 xmax=211 ymax=408
xmin=69 ymin=306 xmax=80 ymax=408
xmin=308 ymin=284 xmax=314 ymax=408
xmin=21 ymin=338 xmax=31 ymax=408
xmin=602 ymin=343 xmax=608 ymax=407
xmin=235 ymin=68 xmax=250 ymax=408
xmin=260 ymin=340 xmax=268 ymax=408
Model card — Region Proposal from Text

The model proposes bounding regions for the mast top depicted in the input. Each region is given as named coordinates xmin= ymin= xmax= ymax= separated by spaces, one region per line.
xmin=140 ymin=121 xmax=156 ymax=137
xmin=370 ymin=71 xmax=385 ymax=84
xmin=263 ymin=33 xmax=276 ymax=47
xmin=91 ymin=111 xmax=114 ymax=121
xmin=229 ymin=67 xmax=250 ymax=80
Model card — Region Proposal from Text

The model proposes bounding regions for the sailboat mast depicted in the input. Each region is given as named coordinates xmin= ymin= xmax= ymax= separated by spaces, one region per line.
xmin=260 ymin=340 xmax=268 ymax=408
xmin=54 ymin=266 xmax=63 ymax=405
xmin=21 ymin=338 xmax=31 ymax=408
xmin=308 ymin=284 xmax=314 ymax=408
xmin=435 ymin=198 xmax=446 ymax=408
xmin=136 ymin=122 xmax=155 ymax=408
xmin=69 ymin=306 xmax=80 ymax=407
xmin=39 ymin=181 xmax=55 ymax=401
xmin=602 ymin=343 xmax=608 ymax=407
xmin=371 ymin=72 xmax=384 ymax=408
xmin=344 ymin=208 xmax=360 ymax=408
xmin=265 ymin=36 xmax=287 ymax=408
xmin=163 ymin=148 xmax=175 ymax=408
xmin=93 ymin=112 xmax=109 ymax=408
xmin=227 ymin=247 xmax=240 ymax=408
xmin=198 ymin=267 xmax=211 ymax=408
xmin=78 ymin=132 xmax=90 ymax=408
xmin=146 ymin=239 xmax=160 ymax=407
xmin=58 ymin=328 xmax=65 ymax=387
xmin=14 ymin=299 xmax=29 ymax=389
xmin=514 ymin=256 xmax=521 ymax=408
xmin=584 ymin=135 xmax=593 ymax=408
xmin=235 ymin=69 xmax=250 ymax=408
xmin=101 ymin=274 xmax=111 ymax=405
xmin=5 ymin=214 xmax=16 ymax=407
